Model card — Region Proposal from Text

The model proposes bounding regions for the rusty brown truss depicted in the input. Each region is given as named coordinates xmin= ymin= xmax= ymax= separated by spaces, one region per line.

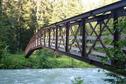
xmin=25 ymin=1 xmax=126 ymax=76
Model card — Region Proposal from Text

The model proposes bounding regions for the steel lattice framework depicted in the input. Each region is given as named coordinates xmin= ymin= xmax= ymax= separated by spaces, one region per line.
xmin=25 ymin=1 xmax=126 ymax=76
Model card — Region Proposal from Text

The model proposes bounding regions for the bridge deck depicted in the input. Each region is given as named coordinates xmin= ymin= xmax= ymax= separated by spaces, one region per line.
xmin=25 ymin=1 xmax=126 ymax=76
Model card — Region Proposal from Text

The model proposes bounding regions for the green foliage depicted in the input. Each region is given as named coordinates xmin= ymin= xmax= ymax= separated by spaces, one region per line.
xmin=101 ymin=17 xmax=126 ymax=68
xmin=72 ymin=77 xmax=84 ymax=84
xmin=0 ymin=0 xmax=37 ymax=53
xmin=34 ymin=49 xmax=59 ymax=68
xmin=0 ymin=49 xmax=92 ymax=69
xmin=0 ymin=42 xmax=5 ymax=56
xmin=105 ymin=42 xmax=126 ymax=64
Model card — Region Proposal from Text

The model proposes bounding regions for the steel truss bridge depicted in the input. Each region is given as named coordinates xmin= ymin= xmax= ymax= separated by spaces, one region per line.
xmin=25 ymin=1 xmax=126 ymax=76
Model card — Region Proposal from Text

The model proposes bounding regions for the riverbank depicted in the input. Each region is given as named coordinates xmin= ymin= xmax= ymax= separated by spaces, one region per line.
xmin=0 ymin=49 xmax=93 ymax=69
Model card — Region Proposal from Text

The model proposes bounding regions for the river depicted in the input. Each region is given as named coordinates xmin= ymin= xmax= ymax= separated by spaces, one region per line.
xmin=0 ymin=68 xmax=125 ymax=84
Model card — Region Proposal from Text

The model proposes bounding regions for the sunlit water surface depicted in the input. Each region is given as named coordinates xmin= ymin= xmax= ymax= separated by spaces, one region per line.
xmin=0 ymin=68 xmax=125 ymax=84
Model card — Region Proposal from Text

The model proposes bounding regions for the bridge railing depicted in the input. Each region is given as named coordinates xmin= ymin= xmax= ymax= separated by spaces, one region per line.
xmin=25 ymin=1 xmax=126 ymax=70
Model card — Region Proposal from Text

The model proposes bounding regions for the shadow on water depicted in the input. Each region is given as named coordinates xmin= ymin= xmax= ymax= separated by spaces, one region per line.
xmin=103 ymin=72 xmax=126 ymax=84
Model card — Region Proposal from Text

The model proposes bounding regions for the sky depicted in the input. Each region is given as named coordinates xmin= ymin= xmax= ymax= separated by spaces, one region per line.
xmin=33 ymin=0 xmax=119 ymax=12
xmin=80 ymin=0 xmax=119 ymax=11
xmin=33 ymin=0 xmax=119 ymax=13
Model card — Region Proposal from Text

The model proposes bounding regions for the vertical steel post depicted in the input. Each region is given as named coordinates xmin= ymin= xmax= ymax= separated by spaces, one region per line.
xmin=113 ymin=12 xmax=119 ymax=47
xmin=66 ymin=22 xmax=70 ymax=52
xmin=48 ymin=29 xmax=51 ymax=48
xmin=40 ymin=31 xmax=42 ymax=47
xmin=55 ymin=25 xmax=58 ymax=50
xmin=37 ymin=33 xmax=39 ymax=47
xmin=112 ymin=9 xmax=120 ymax=66
xmin=36 ymin=33 xmax=38 ymax=47
xmin=38 ymin=33 xmax=40 ymax=46
xmin=80 ymin=19 xmax=86 ymax=57
xmin=44 ymin=30 xmax=46 ymax=47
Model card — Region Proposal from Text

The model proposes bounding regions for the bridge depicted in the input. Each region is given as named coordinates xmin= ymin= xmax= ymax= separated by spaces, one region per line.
xmin=25 ymin=1 xmax=126 ymax=76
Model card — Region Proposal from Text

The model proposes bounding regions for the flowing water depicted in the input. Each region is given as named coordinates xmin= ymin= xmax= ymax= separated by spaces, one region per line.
xmin=0 ymin=68 xmax=125 ymax=84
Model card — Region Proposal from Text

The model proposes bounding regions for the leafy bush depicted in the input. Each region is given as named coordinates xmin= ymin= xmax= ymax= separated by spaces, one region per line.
xmin=102 ymin=18 xmax=126 ymax=68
